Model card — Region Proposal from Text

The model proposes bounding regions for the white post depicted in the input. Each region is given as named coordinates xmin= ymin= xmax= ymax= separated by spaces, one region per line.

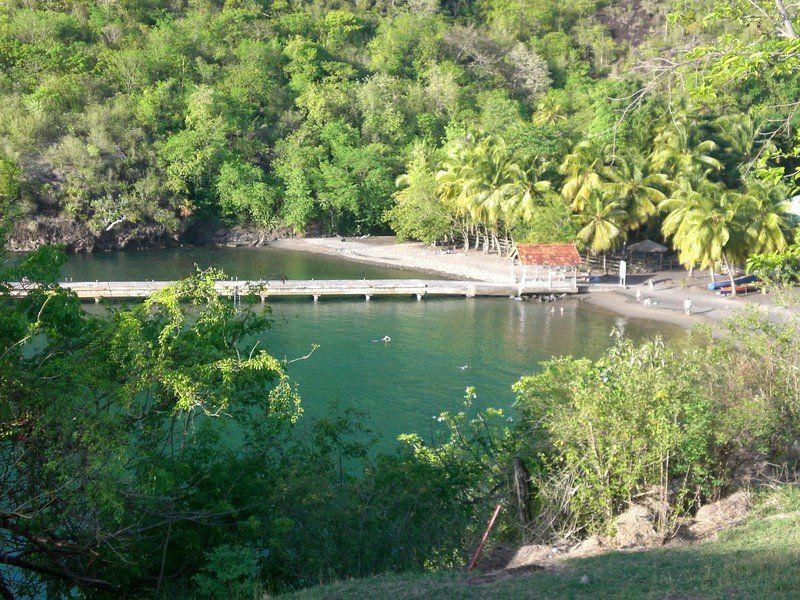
xmin=548 ymin=268 xmax=553 ymax=290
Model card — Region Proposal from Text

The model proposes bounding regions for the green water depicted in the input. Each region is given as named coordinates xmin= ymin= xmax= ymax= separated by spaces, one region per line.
xmin=59 ymin=247 xmax=679 ymax=447
xmin=59 ymin=246 xmax=429 ymax=281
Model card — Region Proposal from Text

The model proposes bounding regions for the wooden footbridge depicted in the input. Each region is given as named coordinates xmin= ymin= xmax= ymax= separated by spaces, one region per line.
xmin=7 ymin=278 xmax=579 ymax=302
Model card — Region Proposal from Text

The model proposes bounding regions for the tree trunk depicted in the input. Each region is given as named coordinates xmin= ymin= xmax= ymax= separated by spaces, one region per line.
xmin=513 ymin=457 xmax=532 ymax=533
xmin=723 ymin=254 xmax=738 ymax=297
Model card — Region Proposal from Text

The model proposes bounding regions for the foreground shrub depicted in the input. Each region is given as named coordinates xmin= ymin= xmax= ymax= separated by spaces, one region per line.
xmin=514 ymin=337 xmax=717 ymax=539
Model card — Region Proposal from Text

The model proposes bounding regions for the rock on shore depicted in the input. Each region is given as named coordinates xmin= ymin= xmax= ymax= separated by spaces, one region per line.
xmin=5 ymin=216 xmax=292 ymax=253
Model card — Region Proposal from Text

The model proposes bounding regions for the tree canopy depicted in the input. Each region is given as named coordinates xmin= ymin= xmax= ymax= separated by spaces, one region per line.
xmin=3 ymin=0 xmax=795 ymax=263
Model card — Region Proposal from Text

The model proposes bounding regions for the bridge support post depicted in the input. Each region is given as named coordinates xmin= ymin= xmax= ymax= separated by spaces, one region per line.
xmin=313 ymin=295 xmax=320 ymax=302
xmin=260 ymin=294 xmax=265 ymax=303
xmin=416 ymin=293 xmax=423 ymax=301
xmin=94 ymin=297 xmax=100 ymax=304
xmin=365 ymin=294 xmax=371 ymax=301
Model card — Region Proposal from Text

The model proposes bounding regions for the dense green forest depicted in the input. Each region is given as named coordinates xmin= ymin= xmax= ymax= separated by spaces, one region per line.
xmin=2 ymin=0 xmax=798 ymax=271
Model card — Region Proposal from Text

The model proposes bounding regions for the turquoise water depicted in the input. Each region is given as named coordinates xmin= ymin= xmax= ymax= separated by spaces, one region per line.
xmin=263 ymin=297 xmax=671 ymax=446
xmin=58 ymin=247 xmax=678 ymax=447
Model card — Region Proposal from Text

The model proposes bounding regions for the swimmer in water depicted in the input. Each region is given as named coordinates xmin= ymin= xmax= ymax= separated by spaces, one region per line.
xmin=459 ymin=365 xmax=469 ymax=371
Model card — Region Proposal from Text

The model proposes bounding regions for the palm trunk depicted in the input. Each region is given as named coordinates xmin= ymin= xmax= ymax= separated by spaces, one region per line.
xmin=723 ymin=254 xmax=737 ymax=297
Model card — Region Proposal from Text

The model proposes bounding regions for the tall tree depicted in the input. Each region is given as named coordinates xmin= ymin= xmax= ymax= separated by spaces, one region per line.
xmin=662 ymin=184 xmax=749 ymax=294
xmin=651 ymin=115 xmax=722 ymax=180
xmin=741 ymin=176 xmax=792 ymax=254
xmin=559 ymin=140 xmax=606 ymax=213
xmin=500 ymin=157 xmax=557 ymax=224
xmin=577 ymin=187 xmax=628 ymax=253
xmin=604 ymin=149 xmax=669 ymax=230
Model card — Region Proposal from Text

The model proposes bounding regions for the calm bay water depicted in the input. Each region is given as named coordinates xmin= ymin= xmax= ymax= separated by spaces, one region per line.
xmin=59 ymin=246 xmax=428 ymax=281
xmin=59 ymin=247 xmax=679 ymax=447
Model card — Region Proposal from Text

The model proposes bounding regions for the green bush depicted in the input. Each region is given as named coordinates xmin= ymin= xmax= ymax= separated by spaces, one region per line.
xmin=514 ymin=337 xmax=717 ymax=536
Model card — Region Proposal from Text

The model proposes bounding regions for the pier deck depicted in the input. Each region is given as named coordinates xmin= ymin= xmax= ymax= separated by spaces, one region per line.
xmin=7 ymin=279 xmax=579 ymax=302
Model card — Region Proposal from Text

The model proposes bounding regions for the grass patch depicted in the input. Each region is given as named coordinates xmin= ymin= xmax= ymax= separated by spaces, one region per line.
xmin=281 ymin=487 xmax=800 ymax=599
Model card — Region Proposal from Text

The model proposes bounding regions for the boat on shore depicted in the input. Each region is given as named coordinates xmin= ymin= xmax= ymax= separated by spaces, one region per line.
xmin=708 ymin=275 xmax=757 ymax=291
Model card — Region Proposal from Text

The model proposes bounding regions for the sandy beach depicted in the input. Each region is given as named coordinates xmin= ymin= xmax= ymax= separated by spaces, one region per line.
xmin=271 ymin=236 xmax=518 ymax=283
xmin=271 ymin=236 xmax=797 ymax=330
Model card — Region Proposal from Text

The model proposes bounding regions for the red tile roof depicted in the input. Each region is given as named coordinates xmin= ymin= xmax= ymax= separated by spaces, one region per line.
xmin=517 ymin=243 xmax=582 ymax=266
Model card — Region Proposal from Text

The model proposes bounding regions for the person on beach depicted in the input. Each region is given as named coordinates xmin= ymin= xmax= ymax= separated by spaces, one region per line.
xmin=684 ymin=298 xmax=693 ymax=316
xmin=635 ymin=290 xmax=642 ymax=303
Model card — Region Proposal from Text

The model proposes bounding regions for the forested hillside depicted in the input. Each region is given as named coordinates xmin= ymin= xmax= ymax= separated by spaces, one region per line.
xmin=4 ymin=0 xmax=794 ymax=256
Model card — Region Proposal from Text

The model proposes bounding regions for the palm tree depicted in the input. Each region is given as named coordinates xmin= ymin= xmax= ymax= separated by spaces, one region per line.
xmin=714 ymin=114 xmax=761 ymax=186
xmin=436 ymin=137 xmax=472 ymax=208
xmin=659 ymin=176 xmax=722 ymax=279
xmin=604 ymin=149 xmax=669 ymax=230
xmin=435 ymin=135 xmax=516 ymax=254
xmin=651 ymin=115 xmax=722 ymax=180
xmin=715 ymin=114 xmax=757 ymax=163
xmin=458 ymin=136 xmax=515 ymax=252
xmin=662 ymin=184 xmax=748 ymax=295
xmin=436 ymin=139 xmax=469 ymax=228
xmin=577 ymin=187 xmax=628 ymax=254
xmin=560 ymin=140 xmax=606 ymax=213
xmin=500 ymin=158 xmax=556 ymax=224
xmin=740 ymin=177 xmax=791 ymax=255
xmin=533 ymin=96 xmax=567 ymax=126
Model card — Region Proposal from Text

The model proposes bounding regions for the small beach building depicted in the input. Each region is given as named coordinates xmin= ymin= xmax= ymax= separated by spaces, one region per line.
xmin=626 ymin=239 xmax=669 ymax=270
xmin=516 ymin=243 xmax=583 ymax=290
